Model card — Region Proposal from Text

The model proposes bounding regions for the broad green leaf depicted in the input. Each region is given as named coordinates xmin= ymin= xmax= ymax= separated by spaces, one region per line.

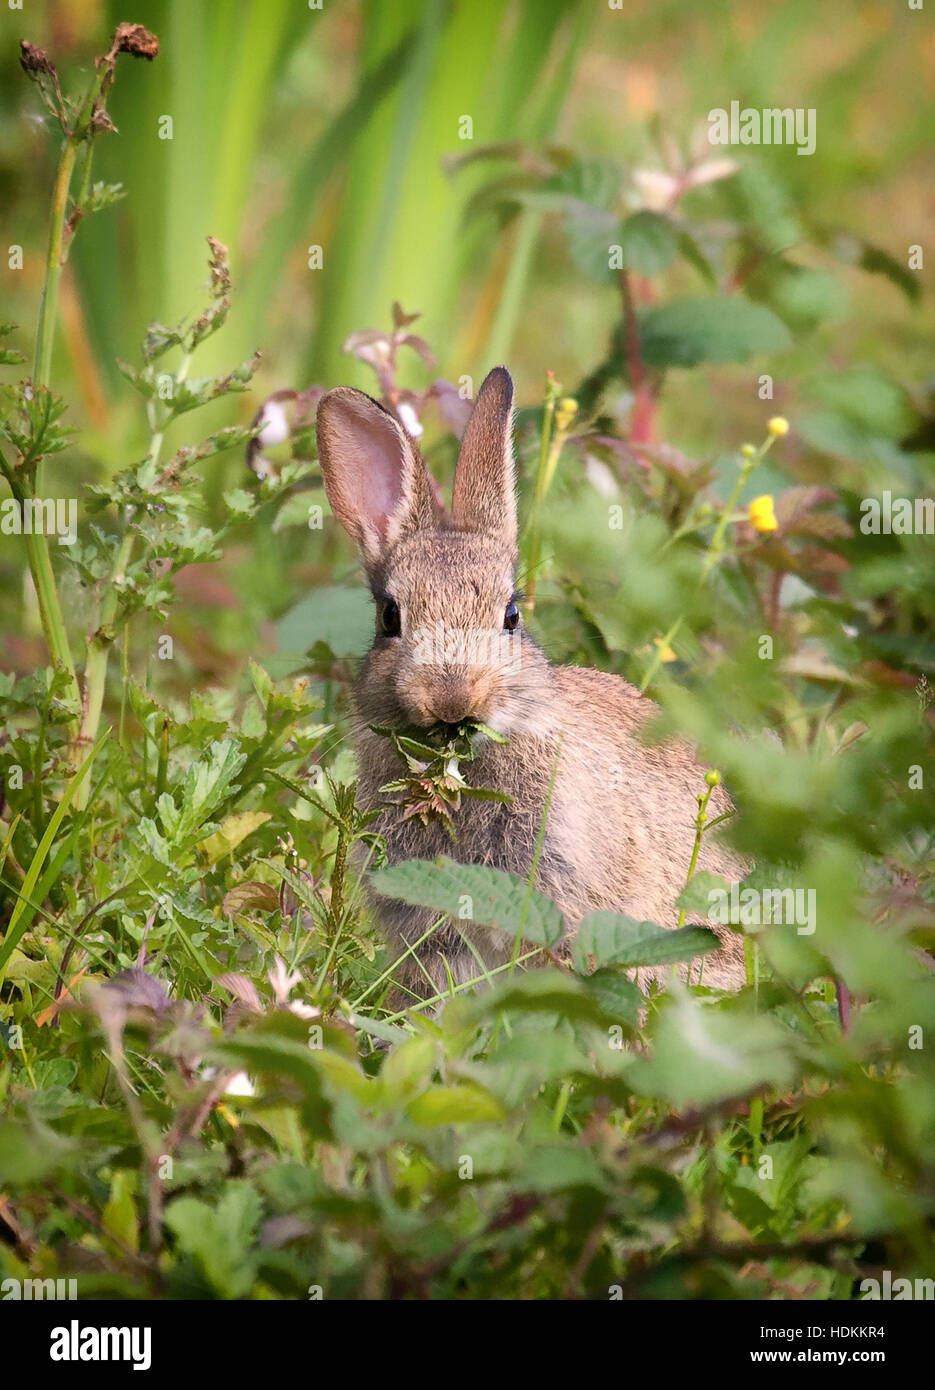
xmin=674 ymin=870 xmax=731 ymax=917
xmin=406 ymin=1083 xmax=505 ymax=1125
xmin=379 ymin=1036 xmax=437 ymax=1107
xmin=632 ymin=994 xmax=796 ymax=1108
xmin=198 ymin=810 xmax=271 ymax=864
xmin=0 ymin=1119 xmax=73 ymax=1186
xmin=370 ymin=857 xmax=565 ymax=948
xmin=573 ymin=912 xmax=720 ymax=972
xmin=581 ymin=968 xmax=643 ymax=1028
xmin=516 ymin=1144 xmax=605 ymax=1194
xmin=618 ymin=211 xmax=677 ymax=277
xmin=102 ymin=1171 xmax=139 ymax=1254
xmin=639 ymin=296 xmax=792 ymax=368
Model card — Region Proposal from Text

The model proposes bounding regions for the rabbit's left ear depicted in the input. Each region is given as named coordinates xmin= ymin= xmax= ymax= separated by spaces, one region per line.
xmin=451 ymin=366 xmax=516 ymax=549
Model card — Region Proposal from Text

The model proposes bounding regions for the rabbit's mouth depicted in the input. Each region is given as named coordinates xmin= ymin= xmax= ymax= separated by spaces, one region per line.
xmin=426 ymin=717 xmax=504 ymax=748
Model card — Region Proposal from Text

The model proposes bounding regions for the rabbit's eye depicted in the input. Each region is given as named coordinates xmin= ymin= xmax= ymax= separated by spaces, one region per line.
xmin=503 ymin=601 xmax=520 ymax=631
xmin=379 ymin=598 xmax=401 ymax=636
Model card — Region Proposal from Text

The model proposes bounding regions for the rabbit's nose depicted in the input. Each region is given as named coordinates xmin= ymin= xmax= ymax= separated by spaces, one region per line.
xmin=432 ymin=689 xmax=473 ymax=724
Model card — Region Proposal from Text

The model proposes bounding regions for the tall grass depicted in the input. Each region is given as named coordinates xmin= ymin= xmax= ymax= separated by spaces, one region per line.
xmin=64 ymin=0 xmax=591 ymax=409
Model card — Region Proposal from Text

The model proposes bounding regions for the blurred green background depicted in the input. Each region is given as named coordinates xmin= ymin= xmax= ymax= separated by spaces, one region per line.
xmin=0 ymin=0 xmax=931 ymax=681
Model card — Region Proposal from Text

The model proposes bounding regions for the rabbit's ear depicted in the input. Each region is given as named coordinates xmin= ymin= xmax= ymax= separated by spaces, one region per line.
xmin=451 ymin=366 xmax=516 ymax=548
xmin=316 ymin=388 xmax=437 ymax=571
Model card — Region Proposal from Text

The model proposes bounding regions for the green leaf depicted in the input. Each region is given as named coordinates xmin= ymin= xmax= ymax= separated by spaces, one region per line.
xmin=102 ymin=1171 xmax=139 ymax=1254
xmin=457 ymin=967 xmax=619 ymax=1026
xmin=163 ymin=738 xmax=246 ymax=846
xmin=379 ymin=1035 xmax=437 ymax=1106
xmin=406 ymin=1083 xmax=505 ymax=1125
xmin=370 ymin=857 xmax=565 ymax=948
xmin=632 ymin=994 xmax=797 ymax=1108
xmin=0 ymin=1119 xmax=74 ymax=1186
xmin=675 ymin=870 xmax=731 ymax=917
xmin=164 ymin=1183 xmax=262 ymax=1298
xmin=198 ymin=810 xmax=271 ymax=864
xmin=638 ymin=296 xmax=792 ymax=368
xmin=618 ymin=211 xmax=677 ymax=277
xmin=581 ymin=968 xmax=643 ymax=1027
xmin=573 ymin=912 xmax=720 ymax=972
xmin=0 ymin=731 xmax=108 ymax=984
xmin=516 ymin=1144 xmax=606 ymax=1194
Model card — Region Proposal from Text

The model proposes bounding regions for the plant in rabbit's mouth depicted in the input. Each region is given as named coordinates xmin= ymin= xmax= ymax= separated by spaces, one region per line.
xmin=370 ymin=719 xmax=511 ymax=835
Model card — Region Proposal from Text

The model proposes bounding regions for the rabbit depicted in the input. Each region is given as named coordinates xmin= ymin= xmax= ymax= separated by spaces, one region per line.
xmin=315 ymin=366 xmax=748 ymax=1004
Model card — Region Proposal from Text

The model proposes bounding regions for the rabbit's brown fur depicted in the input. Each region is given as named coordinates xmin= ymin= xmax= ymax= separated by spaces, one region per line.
xmin=316 ymin=367 xmax=747 ymax=1002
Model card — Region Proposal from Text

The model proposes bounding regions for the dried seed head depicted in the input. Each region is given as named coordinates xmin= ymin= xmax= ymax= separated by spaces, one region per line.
xmin=109 ymin=23 xmax=159 ymax=61
xmin=19 ymin=41 xmax=57 ymax=79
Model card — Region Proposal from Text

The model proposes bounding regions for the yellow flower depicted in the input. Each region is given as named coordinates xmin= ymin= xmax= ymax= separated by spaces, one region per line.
xmin=555 ymin=396 xmax=579 ymax=432
xmin=653 ymin=635 xmax=677 ymax=662
xmin=767 ymin=416 xmax=789 ymax=437
xmin=740 ymin=443 xmax=756 ymax=459
xmin=749 ymin=494 xmax=779 ymax=532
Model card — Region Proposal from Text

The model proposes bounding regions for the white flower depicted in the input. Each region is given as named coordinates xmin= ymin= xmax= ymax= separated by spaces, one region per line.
xmin=224 ymin=1071 xmax=256 ymax=1097
xmin=288 ymin=1001 xmax=319 ymax=1021
xmin=268 ymin=955 xmax=302 ymax=1005
xmin=397 ymin=401 xmax=423 ymax=438
xmin=632 ymin=168 xmax=680 ymax=211
xmin=257 ymin=399 xmax=291 ymax=448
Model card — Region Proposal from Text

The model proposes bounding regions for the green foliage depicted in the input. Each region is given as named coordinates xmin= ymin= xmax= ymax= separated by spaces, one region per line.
xmin=0 ymin=5 xmax=933 ymax=1304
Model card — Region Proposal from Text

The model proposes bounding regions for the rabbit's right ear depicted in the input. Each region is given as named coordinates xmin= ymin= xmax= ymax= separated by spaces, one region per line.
xmin=316 ymin=388 xmax=437 ymax=572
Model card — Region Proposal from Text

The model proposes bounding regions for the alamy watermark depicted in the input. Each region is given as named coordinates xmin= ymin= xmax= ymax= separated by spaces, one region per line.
xmin=49 ymin=1320 xmax=151 ymax=1371
xmin=859 ymin=492 xmax=934 ymax=535
xmin=0 ymin=496 xmax=77 ymax=546
xmin=2 ymin=1277 xmax=78 ymax=1299
xmin=860 ymin=1271 xmax=934 ymax=1300
xmin=412 ymin=622 xmax=522 ymax=672
xmin=708 ymin=101 xmax=816 ymax=156
xmin=708 ymin=883 xmax=816 ymax=935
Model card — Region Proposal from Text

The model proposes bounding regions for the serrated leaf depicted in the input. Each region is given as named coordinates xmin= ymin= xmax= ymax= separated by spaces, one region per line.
xmin=370 ymin=857 xmax=565 ymax=948
xmin=573 ymin=912 xmax=720 ymax=972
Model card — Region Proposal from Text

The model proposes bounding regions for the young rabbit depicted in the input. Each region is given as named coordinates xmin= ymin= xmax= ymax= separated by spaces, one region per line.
xmin=316 ymin=367 xmax=747 ymax=1000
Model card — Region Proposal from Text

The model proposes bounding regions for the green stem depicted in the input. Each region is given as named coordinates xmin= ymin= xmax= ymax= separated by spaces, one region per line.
xmin=701 ymin=435 xmax=777 ymax=582
xmin=381 ymin=945 xmax=542 ymax=1024
xmin=15 ymin=69 xmax=106 ymax=736
xmin=73 ymin=350 xmax=193 ymax=808
xmin=32 ymin=139 xmax=77 ymax=412
xmin=639 ymin=614 xmax=683 ymax=694
xmin=523 ymin=386 xmax=557 ymax=612
xmin=676 ymin=779 xmax=717 ymax=929
xmin=643 ymin=431 xmax=779 ymax=693
xmin=23 ymin=524 xmax=78 ymax=691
